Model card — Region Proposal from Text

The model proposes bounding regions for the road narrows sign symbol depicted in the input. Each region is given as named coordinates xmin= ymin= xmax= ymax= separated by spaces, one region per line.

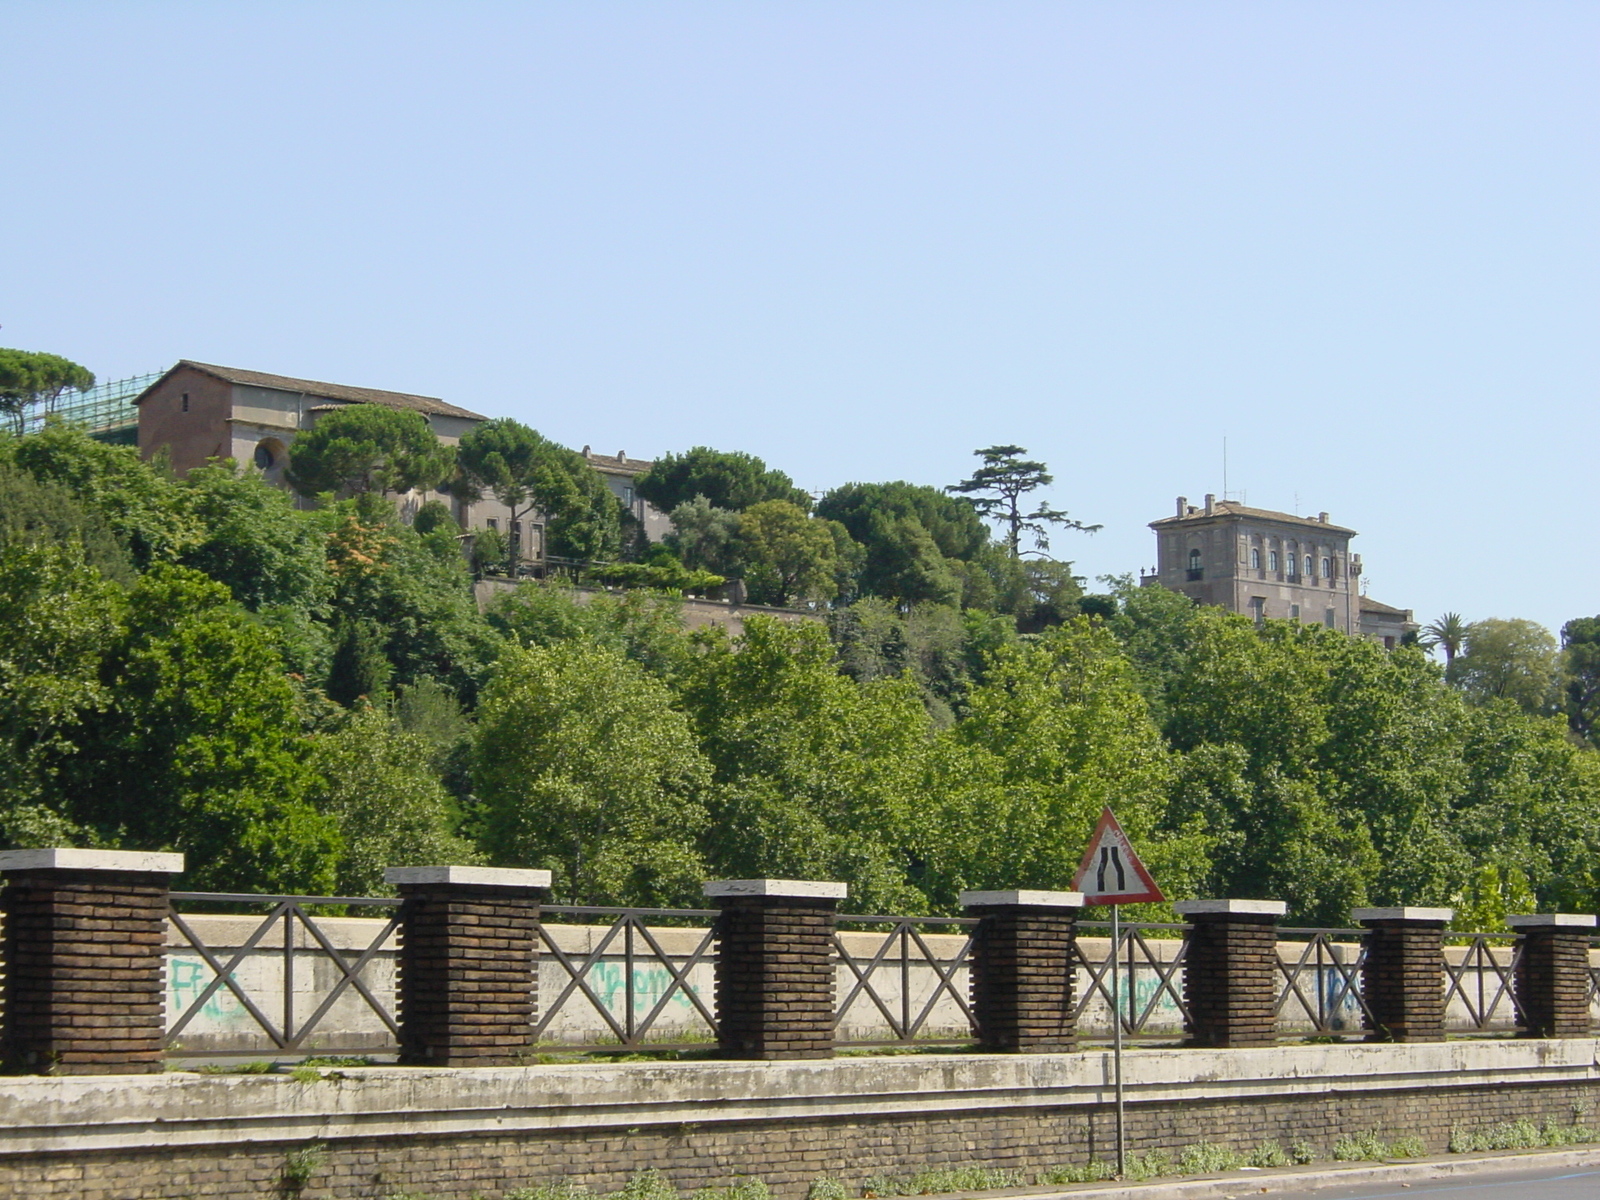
xmin=1071 ymin=807 xmax=1164 ymax=905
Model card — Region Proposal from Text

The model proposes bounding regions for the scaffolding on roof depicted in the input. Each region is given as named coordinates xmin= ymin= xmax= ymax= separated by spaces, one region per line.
xmin=17 ymin=370 xmax=161 ymax=438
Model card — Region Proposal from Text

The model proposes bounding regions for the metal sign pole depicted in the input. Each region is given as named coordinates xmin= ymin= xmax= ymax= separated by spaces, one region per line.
xmin=1112 ymin=903 xmax=1125 ymax=1178
xmin=1071 ymin=808 xmax=1162 ymax=1184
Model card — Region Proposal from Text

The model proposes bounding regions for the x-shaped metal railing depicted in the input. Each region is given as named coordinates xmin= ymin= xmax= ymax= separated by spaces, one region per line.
xmin=1274 ymin=929 xmax=1373 ymax=1034
xmin=1072 ymin=921 xmax=1189 ymax=1035
xmin=833 ymin=916 xmax=978 ymax=1044
xmin=533 ymin=906 xmax=720 ymax=1049
xmin=166 ymin=893 xmax=402 ymax=1053
xmin=1444 ymin=935 xmax=1522 ymax=1031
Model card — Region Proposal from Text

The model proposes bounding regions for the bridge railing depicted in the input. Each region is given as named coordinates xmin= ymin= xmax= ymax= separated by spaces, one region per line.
xmin=147 ymin=897 xmax=1600 ymax=1060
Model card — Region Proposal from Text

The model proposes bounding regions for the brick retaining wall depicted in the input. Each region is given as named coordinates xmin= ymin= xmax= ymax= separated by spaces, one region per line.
xmin=0 ymin=1040 xmax=1595 ymax=1199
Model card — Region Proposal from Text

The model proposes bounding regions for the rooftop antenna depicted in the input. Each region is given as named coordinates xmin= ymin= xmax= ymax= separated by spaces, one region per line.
xmin=1222 ymin=436 xmax=1228 ymax=501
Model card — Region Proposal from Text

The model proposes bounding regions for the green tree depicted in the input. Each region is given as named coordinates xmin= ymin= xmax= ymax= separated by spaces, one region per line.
xmin=828 ymin=598 xmax=972 ymax=725
xmin=947 ymin=445 xmax=1099 ymax=557
xmin=1011 ymin=559 xmax=1085 ymax=634
xmin=285 ymin=404 xmax=454 ymax=498
xmin=1163 ymin=613 xmax=1476 ymax=922
xmin=1099 ymin=575 xmax=1201 ymax=725
xmin=816 ymin=481 xmax=988 ymax=562
xmin=734 ymin=499 xmax=841 ymax=606
xmin=1452 ymin=703 xmax=1600 ymax=914
xmin=634 ymin=446 xmax=809 ymax=514
xmin=0 ymin=348 xmax=94 ymax=433
xmin=486 ymin=580 xmax=697 ymax=683
xmin=179 ymin=462 xmax=332 ymax=612
xmin=474 ymin=643 xmax=711 ymax=906
xmin=666 ymin=497 xmax=743 ymax=576
xmin=0 ymin=458 xmax=134 ymax=582
xmin=455 ymin=420 xmax=624 ymax=564
xmin=1420 ymin=613 xmax=1471 ymax=665
xmin=915 ymin=621 xmax=1201 ymax=914
xmin=412 ymin=498 xmax=456 ymax=535
xmin=0 ymin=544 xmax=122 ymax=836
xmin=320 ymin=501 xmax=502 ymax=704
xmin=325 ymin=619 xmax=394 ymax=707
xmin=1164 ymin=614 xmax=1376 ymax=922
xmin=305 ymin=704 xmax=478 ymax=894
xmin=1559 ymin=616 xmax=1600 ymax=746
xmin=1450 ymin=617 xmax=1561 ymax=716
xmin=60 ymin=567 xmax=341 ymax=893
xmin=816 ymin=481 xmax=989 ymax=605
xmin=681 ymin=618 xmax=931 ymax=913
xmin=12 ymin=422 xmax=199 ymax=567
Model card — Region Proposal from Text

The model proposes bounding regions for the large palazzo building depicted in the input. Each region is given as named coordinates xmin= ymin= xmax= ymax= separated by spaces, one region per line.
xmin=1144 ymin=494 xmax=1416 ymax=647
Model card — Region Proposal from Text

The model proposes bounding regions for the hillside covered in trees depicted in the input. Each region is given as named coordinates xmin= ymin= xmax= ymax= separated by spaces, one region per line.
xmin=1 ymin=421 xmax=1597 ymax=927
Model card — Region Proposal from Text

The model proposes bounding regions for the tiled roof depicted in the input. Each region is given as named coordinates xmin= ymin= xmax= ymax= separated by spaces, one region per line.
xmin=1358 ymin=596 xmax=1412 ymax=617
xmin=1150 ymin=500 xmax=1355 ymax=536
xmin=138 ymin=361 xmax=487 ymax=421
xmin=582 ymin=448 xmax=654 ymax=476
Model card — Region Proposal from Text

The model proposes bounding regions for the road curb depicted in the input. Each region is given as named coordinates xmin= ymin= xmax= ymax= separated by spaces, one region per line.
xmin=946 ymin=1147 xmax=1600 ymax=1200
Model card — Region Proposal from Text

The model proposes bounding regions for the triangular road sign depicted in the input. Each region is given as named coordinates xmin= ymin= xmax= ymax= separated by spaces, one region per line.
xmin=1071 ymin=807 xmax=1164 ymax=905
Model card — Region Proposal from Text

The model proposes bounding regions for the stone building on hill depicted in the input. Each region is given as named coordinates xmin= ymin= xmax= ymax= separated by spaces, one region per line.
xmin=1357 ymin=596 xmax=1420 ymax=651
xmin=1143 ymin=494 xmax=1415 ymax=645
xmin=133 ymin=360 xmax=668 ymax=569
xmin=581 ymin=447 xmax=672 ymax=543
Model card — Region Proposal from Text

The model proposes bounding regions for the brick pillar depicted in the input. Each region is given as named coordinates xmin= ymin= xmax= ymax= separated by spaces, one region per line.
xmin=386 ymin=866 xmax=550 ymax=1067
xmin=1508 ymin=913 xmax=1597 ymax=1039
xmin=1352 ymin=906 xmax=1452 ymax=1043
xmin=1173 ymin=899 xmax=1287 ymax=1047
xmin=0 ymin=848 xmax=184 ymax=1075
xmin=704 ymin=879 xmax=846 ymax=1060
xmin=961 ymin=889 xmax=1082 ymax=1053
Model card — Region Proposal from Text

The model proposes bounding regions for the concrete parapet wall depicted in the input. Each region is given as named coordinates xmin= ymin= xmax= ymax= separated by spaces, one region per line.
xmin=1 ymin=1040 xmax=1597 ymax=1198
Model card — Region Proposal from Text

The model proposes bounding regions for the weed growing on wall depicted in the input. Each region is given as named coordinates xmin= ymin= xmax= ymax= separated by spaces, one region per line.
xmin=507 ymin=1173 xmax=771 ymax=1200
xmin=1034 ymin=1162 xmax=1118 ymax=1186
xmin=279 ymin=1143 xmax=325 ymax=1197
xmin=1177 ymin=1143 xmax=1241 ymax=1173
xmin=1331 ymin=1131 xmax=1427 ymax=1161
xmin=506 ymin=1182 xmax=595 ymax=1200
xmin=1448 ymin=1117 xmax=1599 ymax=1153
xmin=805 ymin=1178 xmax=850 ymax=1200
xmin=860 ymin=1166 xmax=1026 ymax=1195
xmin=1247 ymin=1140 xmax=1290 ymax=1168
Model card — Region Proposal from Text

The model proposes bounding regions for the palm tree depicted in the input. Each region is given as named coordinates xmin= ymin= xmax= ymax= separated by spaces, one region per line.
xmin=1420 ymin=613 xmax=1471 ymax=665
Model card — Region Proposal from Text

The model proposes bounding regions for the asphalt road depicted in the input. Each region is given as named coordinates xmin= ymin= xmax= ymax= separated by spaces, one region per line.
xmin=1261 ymin=1166 xmax=1600 ymax=1200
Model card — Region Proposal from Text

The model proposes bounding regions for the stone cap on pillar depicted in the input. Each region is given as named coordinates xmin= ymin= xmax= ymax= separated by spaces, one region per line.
xmin=703 ymin=879 xmax=848 ymax=900
xmin=1506 ymin=913 xmax=1598 ymax=929
xmin=0 ymin=848 xmax=184 ymax=875
xmin=384 ymin=865 xmax=551 ymax=889
xmin=961 ymin=889 xmax=1084 ymax=909
xmin=1173 ymin=899 xmax=1288 ymax=917
xmin=1352 ymin=907 xmax=1454 ymax=924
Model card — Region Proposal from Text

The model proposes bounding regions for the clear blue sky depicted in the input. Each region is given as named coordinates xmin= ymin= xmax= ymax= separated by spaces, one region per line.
xmin=6 ymin=3 xmax=1596 ymax=637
